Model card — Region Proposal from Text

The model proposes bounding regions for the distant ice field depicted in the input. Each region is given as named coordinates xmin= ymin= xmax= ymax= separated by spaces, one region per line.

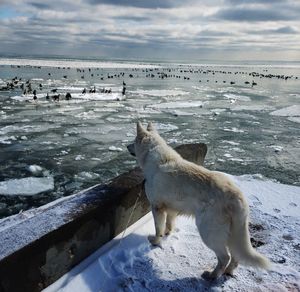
xmin=0 ymin=59 xmax=299 ymax=218
xmin=0 ymin=58 xmax=160 ymax=69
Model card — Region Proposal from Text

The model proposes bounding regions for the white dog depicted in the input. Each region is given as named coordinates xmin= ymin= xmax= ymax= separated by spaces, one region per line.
xmin=128 ymin=122 xmax=270 ymax=280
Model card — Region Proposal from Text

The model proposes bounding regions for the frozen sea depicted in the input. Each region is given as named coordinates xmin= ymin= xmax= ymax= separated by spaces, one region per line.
xmin=0 ymin=57 xmax=299 ymax=218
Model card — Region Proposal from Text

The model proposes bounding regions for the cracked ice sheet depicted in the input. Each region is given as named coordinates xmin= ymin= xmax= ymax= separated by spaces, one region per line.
xmin=44 ymin=175 xmax=300 ymax=292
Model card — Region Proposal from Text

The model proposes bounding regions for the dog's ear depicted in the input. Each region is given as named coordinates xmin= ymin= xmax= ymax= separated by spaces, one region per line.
xmin=137 ymin=121 xmax=147 ymax=138
xmin=147 ymin=122 xmax=155 ymax=132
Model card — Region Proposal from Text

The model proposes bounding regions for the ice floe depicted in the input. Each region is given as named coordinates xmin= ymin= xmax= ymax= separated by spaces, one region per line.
xmin=10 ymin=94 xmax=44 ymax=101
xmin=108 ymin=146 xmax=123 ymax=152
xmin=223 ymin=127 xmax=245 ymax=133
xmin=270 ymin=105 xmax=300 ymax=117
xmin=154 ymin=123 xmax=179 ymax=132
xmin=0 ymin=177 xmax=54 ymax=196
xmin=71 ymin=93 xmax=125 ymax=101
xmin=56 ymin=86 xmax=85 ymax=91
xmin=135 ymin=89 xmax=189 ymax=97
xmin=10 ymin=92 xmax=125 ymax=102
xmin=224 ymin=93 xmax=251 ymax=102
xmin=75 ymin=172 xmax=100 ymax=181
xmin=288 ymin=117 xmax=300 ymax=123
xmin=267 ymin=145 xmax=283 ymax=153
xmin=75 ymin=155 xmax=85 ymax=161
xmin=231 ymin=105 xmax=275 ymax=111
xmin=27 ymin=165 xmax=43 ymax=176
xmin=0 ymin=135 xmax=17 ymax=144
xmin=148 ymin=101 xmax=203 ymax=109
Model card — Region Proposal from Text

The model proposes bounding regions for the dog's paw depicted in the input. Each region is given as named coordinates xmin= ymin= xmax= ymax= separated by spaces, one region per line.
xmin=164 ymin=228 xmax=172 ymax=236
xmin=201 ymin=271 xmax=216 ymax=281
xmin=148 ymin=235 xmax=161 ymax=246
xmin=224 ymin=272 xmax=236 ymax=279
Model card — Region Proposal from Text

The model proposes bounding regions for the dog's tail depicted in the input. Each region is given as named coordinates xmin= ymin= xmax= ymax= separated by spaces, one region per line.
xmin=229 ymin=210 xmax=271 ymax=270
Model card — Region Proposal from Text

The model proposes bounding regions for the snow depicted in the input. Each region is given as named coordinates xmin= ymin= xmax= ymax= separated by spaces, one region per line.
xmin=231 ymin=174 xmax=299 ymax=217
xmin=0 ymin=176 xmax=54 ymax=196
xmin=44 ymin=174 xmax=300 ymax=292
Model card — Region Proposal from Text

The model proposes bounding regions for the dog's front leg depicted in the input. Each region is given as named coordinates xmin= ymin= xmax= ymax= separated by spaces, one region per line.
xmin=148 ymin=206 xmax=166 ymax=246
xmin=165 ymin=210 xmax=178 ymax=235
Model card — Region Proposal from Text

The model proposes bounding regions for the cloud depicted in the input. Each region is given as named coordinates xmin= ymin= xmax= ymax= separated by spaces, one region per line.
xmin=86 ymin=0 xmax=183 ymax=9
xmin=0 ymin=0 xmax=299 ymax=61
xmin=248 ymin=26 xmax=298 ymax=35
xmin=227 ymin=0 xmax=286 ymax=4
xmin=28 ymin=2 xmax=51 ymax=10
xmin=275 ymin=26 xmax=298 ymax=34
xmin=214 ymin=7 xmax=296 ymax=22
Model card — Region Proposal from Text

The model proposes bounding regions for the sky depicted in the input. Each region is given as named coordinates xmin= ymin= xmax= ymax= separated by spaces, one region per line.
xmin=0 ymin=0 xmax=299 ymax=62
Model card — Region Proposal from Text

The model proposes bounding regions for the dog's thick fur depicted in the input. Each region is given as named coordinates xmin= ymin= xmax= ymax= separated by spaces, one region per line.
xmin=130 ymin=122 xmax=270 ymax=280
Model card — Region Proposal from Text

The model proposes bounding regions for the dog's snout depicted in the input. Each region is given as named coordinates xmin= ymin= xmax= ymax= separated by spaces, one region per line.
xmin=127 ymin=143 xmax=136 ymax=156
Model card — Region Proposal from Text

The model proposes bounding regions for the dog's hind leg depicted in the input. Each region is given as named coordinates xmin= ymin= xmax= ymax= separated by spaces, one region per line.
xmin=165 ymin=209 xmax=178 ymax=236
xmin=224 ymin=256 xmax=238 ymax=276
xmin=148 ymin=205 xmax=167 ymax=246
xmin=196 ymin=212 xmax=231 ymax=280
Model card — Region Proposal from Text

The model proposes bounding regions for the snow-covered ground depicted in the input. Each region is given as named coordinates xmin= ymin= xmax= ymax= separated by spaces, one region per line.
xmin=44 ymin=174 xmax=300 ymax=292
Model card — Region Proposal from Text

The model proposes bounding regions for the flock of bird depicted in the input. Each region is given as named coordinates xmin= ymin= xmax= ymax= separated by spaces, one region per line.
xmin=0 ymin=64 xmax=298 ymax=102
